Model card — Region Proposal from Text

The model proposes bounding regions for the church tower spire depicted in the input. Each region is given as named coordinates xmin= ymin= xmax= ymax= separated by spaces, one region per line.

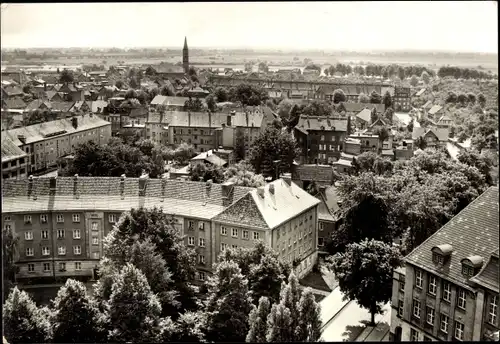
xmin=183 ymin=36 xmax=189 ymax=74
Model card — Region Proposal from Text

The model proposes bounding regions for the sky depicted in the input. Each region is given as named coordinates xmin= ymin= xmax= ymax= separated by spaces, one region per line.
xmin=1 ymin=2 xmax=498 ymax=53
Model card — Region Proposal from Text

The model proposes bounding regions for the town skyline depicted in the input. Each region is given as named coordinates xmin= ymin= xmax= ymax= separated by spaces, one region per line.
xmin=1 ymin=2 xmax=498 ymax=53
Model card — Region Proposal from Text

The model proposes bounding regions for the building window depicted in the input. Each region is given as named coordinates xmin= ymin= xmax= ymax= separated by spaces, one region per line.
xmin=199 ymin=271 xmax=206 ymax=281
xmin=199 ymin=255 xmax=205 ymax=265
xmin=232 ymin=228 xmax=238 ymax=238
xmin=454 ymin=321 xmax=464 ymax=341
xmin=440 ymin=314 xmax=449 ymax=333
xmin=253 ymin=232 xmax=260 ymax=240
xmin=25 ymin=231 xmax=33 ymax=240
xmin=73 ymin=229 xmax=81 ymax=239
xmin=24 ymin=215 xmax=32 ymax=224
xmin=413 ymin=299 xmax=421 ymax=318
xmin=399 ymin=281 xmax=405 ymax=292
xmin=221 ymin=243 xmax=228 ymax=251
xmin=26 ymin=248 xmax=34 ymax=256
xmin=74 ymin=246 xmax=81 ymax=255
xmin=198 ymin=222 xmax=205 ymax=231
xmin=457 ymin=288 xmax=466 ymax=309
xmin=57 ymin=229 xmax=65 ymax=239
xmin=188 ymin=237 xmax=195 ymax=246
xmin=58 ymin=246 xmax=66 ymax=255
xmin=319 ymin=222 xmax=324 ymax=231
xmin=199 ymin=238 xmax=205 ymax=247
xmin=92 ymin=237 xmax=99 ymax=245
xmin=41 ymin=230 xmax=49 ymax=239
xmin=443 ymin=282 xmax=451 ymax=302
xmin=40 ymin=214 xmax=48 ymax=223
xmin=398 ymin=300 xmax=404 ymax=317
xmin=42 ymin=247 xmax=50 ymax=256
xmin=56 ymin=214 xmax=64 ymax=223
xmin=221 ymin=226 xmax=227 ymax=236
xmin=188 ymin=221 xmax=194 ymax=230
xmin=59 ymin=262 xmax=66 ymax=271
xmin=488 ymin=295 xmax=498 ymax=325
xmin=75 ymin=262 xmax=82 ymax=271
xmin=243 ymin=230 xmax=249 ymax=240
xmin=72 ymin=214 xmax=80 ymax=222
xmin=43 ymin=263 xmax=51 ymax=272
xmin=318 ymin=237 xmax=324 ymax=247
xmin=28 ymin=263 xmax=35 ymax=272
xmin=4 ymin=216 xmax=11 ymax=221
xmin=410 ymin=329 xmax=418 ymax=342
xmin=109 ymin=214 xmax=117 ymax=223
xmin=428 ymin=275 xmax=437 ymax=295
xmin=426 ymin=306 xmax=435 ymax=325
xmin=415 ymin=269 xmax=423 ymax=289
xmin=461 ymin=264 xmax=475 ymax=277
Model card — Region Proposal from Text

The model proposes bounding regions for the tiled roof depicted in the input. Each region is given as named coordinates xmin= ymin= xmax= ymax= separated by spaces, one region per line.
xmin=412 ymin=127 xmax=449 ymax=142
xmin=2 ymin=177 xmax=254 ymax=220
xmin=1 ymin=136 xmax=27 ymax=162
xmin=356 ymin=108 xmax=372 ymax=123
xmin=191 ymin=152 xmax=227 ymax=167
xmin=428 ymin=105 xmax=443 ymax=115
xmin=212 ymin=193 xmax=269 ymax=229
xmin=25 ymin=99 xmax=52 ymax=111
xmin=405 ymin=187 xmax=499 ymax=290
xmin=314 ymin=186 xmax=340 ymax=222
xmin=295 ymin=116 xmax=347 ymax=132
xmin=2 ymin=85 xmax=23 ymax=96
xmin=341 ymin=102 xmax=385 ymax=114
xmin=470 ymin=250 xmax=499 ymax=293
xmin=51 ymin=101 xmax=75 ymax=112
xmin=2 ymin=115 xmax=111 ymax=146
xmin=293 ymin=164 xmax=334 ymax=182
xmin=4 ymin=97 xmax=26 ymax=109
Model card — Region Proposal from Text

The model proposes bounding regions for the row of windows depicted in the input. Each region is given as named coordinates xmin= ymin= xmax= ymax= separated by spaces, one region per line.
xmin=173 ymin=129 xmax=216 ymax=136
xmin=26 ymin=245 xmax=83 ymax=256
xmin=187 ymin=237 xmax=205 ymax=247
xmin=414 ymin=270 xmax=465 ymax=307
xmin=221 ymin=243 xmax=239 ymax=251
xmin=220 ymin=227 xmax=258 ymax=240
xmin=409 ymin=315 xmax=464 ymax=341
xmin=13 ymin=214 xmax=118 ymax=224
xmin=317 ymin=144 xmax=341 ymax=151
xmin=187 ymin=221 xmax=205 ymax=231
xmin=27 ymin=262 xmax=82 ymax=272
xmin=24 ymin=229 xmax=83 ymax=240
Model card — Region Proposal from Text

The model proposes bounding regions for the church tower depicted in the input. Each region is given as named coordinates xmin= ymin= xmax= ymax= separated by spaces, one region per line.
xmin=183 ymin=37 xmax=189 ymax=74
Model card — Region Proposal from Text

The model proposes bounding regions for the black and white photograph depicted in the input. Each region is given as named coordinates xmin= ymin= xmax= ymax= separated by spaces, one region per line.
xmin=1 ymin=1 xmax=498 ymax=343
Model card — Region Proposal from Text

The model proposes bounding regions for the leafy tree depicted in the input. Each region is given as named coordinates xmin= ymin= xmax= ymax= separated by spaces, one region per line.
xmin=230 ymin=83 xmax=268 ymax=106
xmin=2 ymin=225 xmax=18 ymax=301
xmin=224 ymin=160 xmax=266 ymax=187
xmin=51 ymin=279 xmax=107 ymax=343
xmin=358 ymin=93 xmax=370 ymax=103
xmin=332 ymin=89 xmax=346 ymax=104
xmin=174 ymin=142 xmax=197 ymax=164
xmin=258 ymin=62 xmax=269 ymax=73
xmin=129 ymin=76 xmax=138 ymax=89
xmin=421 ymin=71 xmax=430 ymax=84
xmin=304 ymin=63 xmax=321 ymax=73
xmin=189 ymin=163 xmax=225 ymax=183
xmin=168 ymin=311 xmax=207 ymax=342
xmin=204 ymin=261 xmax=253 ymax=342
xmin=374 ymin=126 xmax=389 ymax=148
xmin=145 ymin=66 xmax=157 ymax=76
xmin=107 ymin=264 xmax=162 ymax=343
xmin=266 ymin=303 xmax=293 ymax=342
xmin=215 ymin=87 xmax=229 ymax=102
xmin=3 ymin=287 xmax=52 ymax=344
xmin=248 ymin=127 xmax=299 ymax=178
xmin=382 ymin=91 xmax=392 ymax=109
xmin=414 ymin=136 xmax=427 ymax=150
xmin=327 ymin=239 xmax=402 ymax=326
xmin=160 ymin=84 xmax=175 ymax=96
xmin=446 ymin=91 xmax=457 ymax=103
xmin=296 ymin=288 xmax=322 ymax=342
xmin=59 ymin=69 xmax=74 ymax=83
xmin=477 ymin=93 xmax=487 ymax=108
xmin=188 ymin=67 xmax=197 ymax=76
xmin=277 ymin=99 xmax=294 ymax=119
xmin=115 ymin=80 xmax=124 ymax=89
xmin=457 ymin=93 xmax=468 ymax=106
xmin=302 ymin=100 xmax=334 ymax=117
xmin=184 ymin=97 xmax=204 ymax=111
xmin=205 ymin=94 xmax=216 ymax=111
xmin=457 ymin=149 xmax=494 ymax=185
xmin=370 ymin=90 xmax=382 ymax=104
xmin=279 ymin=272 xmax=302 ymax=339
xmin=125 ymin=89 xmax=138 ymax=99
xmin=246 ymin=296 xmax=272 ymax=342
xmin=467 ymin=92 xmax=476 ymax=104
xmin=410 ymin=75 xmax=419 ymax=87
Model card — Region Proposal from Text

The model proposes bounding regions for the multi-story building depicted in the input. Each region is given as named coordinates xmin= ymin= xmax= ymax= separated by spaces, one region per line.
xmin=412 ymin=127 xmax=449 ymax=149
xmin=314 ymin=185 xmax=341 ymax=254
xmin=393 ymin=86 xmax=411 ymax=112
xmin=1 ymin=136 xmax=28 ymax=180
xmin=2 ymin=174 xmax=321 ymax=288
xmin=1 ymin=114 xmax=111 ymax=173
xmin=348 ymin=132 xmax=381 ymax=153
xmin=294 ymin=116 xmax=348 ymax=164
xmin=389 ymin=186 xmax=499 ymax=342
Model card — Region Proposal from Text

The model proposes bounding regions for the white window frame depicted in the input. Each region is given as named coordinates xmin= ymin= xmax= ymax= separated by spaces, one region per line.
xmin=413 ymin=299 xmax=421 ymax=318
xmin=253 ymin=231 xmax=260 ymax=240
xmin=415 ymin=269 xmax=423 ymax=289
xmin=221 ymin=226 xmax=227 ymax=236
xmin=75 ymin=262 xmax=82 ymax=271
xmin=56 ymin=214 xmax=64 ymax=223
xmin=454 ymin=321 xmax=464 ymax=341
xmin=443 ymin=282 xmax=451 ymax=302
xmin=488 ymin=295 xmax=498 ymax=325
xmin=58 ymin=246 xmax=66 ymax=255
xmin=457 ymin=289 xmax=466 ymax=309
xmin=72 ymin=214 xmax=80 ymax=223
xmin=410 ymin=329 xmax=418 ymax=342
xmin=188 ymin=220 xmax=194 ymax=230
xmin=108 ymin=214 xmax=117 ymax=223
xmin=199 ymin=271 xmax=206 ymax=281
xmin=57 ymin=229 xmax=65 ymax=239
xmin=428 ymin=275 xmax=437 ymax=295
xmin=73 ymin=229 xmax=81 ymax=239
xmin=243 ymin=230 xmax=249 ymax=239
xmin=318 ymin=237 xmax=324 ymax=247
xmin=232 ymin=228 xmax=238 ymax=238
xmin=188 ymin=236 xmax=195 ymax=246
xmin=26 ymin=247 xmax=34 ymax=256
xmin=28 ymin=263 xmax=35 ymax=272
xmin=199 ymin=238 xmax=205 ymax=247
xmin=91 ymin=222 xmax=98 ymax=231
xmin=43 ymin=263 xmax=51 ymax=272
xmin=73 ymin=245 xmax=81 ymax=255
xmin=319 ymin=222 xmax=324 ymax=231
xmin=42 ymin=247 xmax=50 ymax=256
xmin=440 ymin=314 xmax=449 ymax=333
xmin=41 ymin=230 xmax=49 ymax=239
xmin=198 ymin=222 xmax=205 ymax=231
xmin=426 ymin=306 xmax=435 ymax=325
xmin=25 ymin=231 xmax=33 ymax=240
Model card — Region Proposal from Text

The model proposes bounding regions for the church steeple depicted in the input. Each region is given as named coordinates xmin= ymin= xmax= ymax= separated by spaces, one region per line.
xmin=183 ymin=37 xmax=189 ymax=74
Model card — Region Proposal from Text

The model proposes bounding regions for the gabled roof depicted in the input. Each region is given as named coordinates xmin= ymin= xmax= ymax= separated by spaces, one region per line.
xmin=2 ymin=85 xmax=23 ymax=96
xmin=438 ymin=114 xmax=452 ymax=122
xmin=412 ymin=127 xmax=449 ymax=142
xmin=295 ymin=116 xmax=347 ymax=132
xmin=25 ymin=99 xmax=52 ymax=111
xmin=3 ymin=97 xmax=26 ymax=110
xmin=314 ymin=186 xmax=340 ymax=222
xmin=422 ymin=100 xmax=433 ymax=109
xmin=470 ymin=249 xmax=499 ymax=293
xmin=340 ymin=102 xmax=385 ymax=114
xmin=1 ymin=136 xmax=27 ymax=163
xmin=356 ymin=108 xmax=372 ymax=123
xmin=405 ymin=187 xmax=499 ymax=290
xmin=212 ymin=192 xmax=269 ymax=229
xmin=191 ymin=151 xmax=227 ymax=167
xmin=51 ymin=101 xmax=75 ymax=112
xmin=428 ymin=105 xmax=443 ymax=115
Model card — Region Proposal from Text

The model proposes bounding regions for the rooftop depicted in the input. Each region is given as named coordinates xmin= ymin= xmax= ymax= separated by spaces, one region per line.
xmin=1 ymin=136 xmax=27 ymax=163
xmin=295 ymin=116 xmax=347 ymax=133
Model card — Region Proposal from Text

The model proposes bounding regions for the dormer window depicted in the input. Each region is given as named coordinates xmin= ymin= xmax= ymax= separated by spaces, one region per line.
xmin=431 ymin=244 xmax=453 ymax=266
xmin=461 ymin=256 xmax=483 ymax=278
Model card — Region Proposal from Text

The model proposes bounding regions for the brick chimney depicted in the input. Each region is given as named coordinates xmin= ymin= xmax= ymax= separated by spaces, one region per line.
xmin=28 ymin=175 xmax=34 ymax=198
xmin=73 ymin=174 xmax=79 ymax=198
xmin=221 ymin=181 xmax=234 ymax=207
xmin=281 ymin=173 xmax=292 ymax=186
xmin=139 ymin=173 xmax=149 ymax=196
xmin=120 ymin=174 xmax=126 ymax=199
xmin=49 ymin=177 xmax=57 ymax=195
xmin=257 ymin=186 xmax=265 ymax=198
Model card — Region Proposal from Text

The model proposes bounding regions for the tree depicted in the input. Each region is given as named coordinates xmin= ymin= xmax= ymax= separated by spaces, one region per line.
xmin=410 ymin=75 xmax=419 ymax=87
xmin=145 ymin=66 xmax=157 ymax=76
xmin=370 ymin=90 xmax=382 ymax=104
xmin=215 ymin=87 xmax=229 ymax=102
xmin=382 ymin=91 xmax=392 ymax=109
xmin=107 ymin=264 xmax=162 ymax=343
xmin=477 ymin=93 xmax=487 ymax=108
xmin=374 ymin=126 xmax=389 ymax=149
xmin=467 ymin=93 xmax=476 ymax=104
xmin=115 ymin=80 xmax=124 ymax=89
xmin=358 ymin=93 xmax=370 ymax=103
xmin=129 ymin=76 xmax=138 ymax=89
xmin=174 ymin=142 xmax=197 ymax=164
xmin=189 ymin=163 xmax=225 ymax=183
xmin=296 ymin=288 xmax=322 ymax=342
xmin=51 ymin=279 xmax=107 ymax=343
xmin=230 ymin=83 xmax=268 ymax=106
xmin=204 ymin=261 xmax=253 ymax=342
xmin=224 ymin=160 xmax=266 ymax=187
xmin=266 ymin=303 xmax=293 ymax=342
xmin=258 ymin=62 xmax=269 ymax=73
xmin=188 ymin=67 xmax=197 ymax=76
xmin=457 ymin=93 xmax=468 ymax=106
xmin=457 ymin=149 xmax=494 ymax=186
xmin=446 ymin=91 xmax=457 ymax=103
xmin=421 ymin=71 xmax=430 ymax=84
xmin=414 ymin=136 xmax=427 ymax=150
xmin=3 ymin=287 xmax=51 ymax=344
xmin=332 ymin=89 xmax=346 ymax=104
xmin=248 ymin=127 xmax=299 ymax=178
xmin=125 ymin=89 xmax=138 ymax=99
xmin=246 ymin=296 xmax=272 ymax=342
xmin=59 ymin=69 xmax=74 ymax=83
xmin=167 ymin=311 xmax=207 ymax=342
xmin=184 ymin=97 xmax=203 ymax=111
xmin=327 ymin=239 xmax=402 ymax=326
xmin=205 ymin=94 xmax=216 ymax=111
xmin=2 ymin=224 xmax=18 ymax=301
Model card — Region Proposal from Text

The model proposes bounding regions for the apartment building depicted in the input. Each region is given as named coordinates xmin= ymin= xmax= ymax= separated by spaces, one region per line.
xmin=212 ymin=175 xmax=321 ymax=278
xmin=389 ymin=186 xmax=499 ymax=342
xmin=294 ymin=116 xmax=348 ymax=164
xmin=1 ymin=115 xmax=111 ymax=173
xmin=393 ymin=86 xmax=411 ymax=112
xmin=1 ymin=136 xmax=28 ymax=180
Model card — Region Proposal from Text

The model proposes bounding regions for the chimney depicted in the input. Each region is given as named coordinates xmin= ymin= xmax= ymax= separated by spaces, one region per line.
xmin=221 ymin=181 xmax=234 ymax=199
xmin=245 ymin=111 xmax=249 ymax=127
xmin=188 ymin=111 xmax=191 ymax=127
xmin=206 ymin=179 xmax=213 ymax=189
xmin=28 ymin=175 xmax=34 ymax=198
xmin=319 ymin=185 xmax=327 ymax=196
xmin=72 ymin=117 xmax=78 ymax=129
xmin=139 ymin=172 xmax=149 ymax=196
xmin=269 ymin=183 xmax=275 ymax=195
xmin=281 ymin=173 xmax=292 ymax=186
xmin=73 ymin=174 xmax=79 ymax=198
xmin=44 ymin=82 xmax=47 ymax=91
xmin=120 ymin=174 xmax=126 ymax=199
xmin=49 ymin=177 xmax=57 ymax=195
xmin=18 ymin=135 xmax=26 ymax=145
xmin=257 ymin=186 xmax=265 ymax=198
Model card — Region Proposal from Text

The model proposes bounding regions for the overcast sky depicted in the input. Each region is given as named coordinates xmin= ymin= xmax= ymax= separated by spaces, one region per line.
xmin=1 ymin=2 xmax=498 ymax=53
